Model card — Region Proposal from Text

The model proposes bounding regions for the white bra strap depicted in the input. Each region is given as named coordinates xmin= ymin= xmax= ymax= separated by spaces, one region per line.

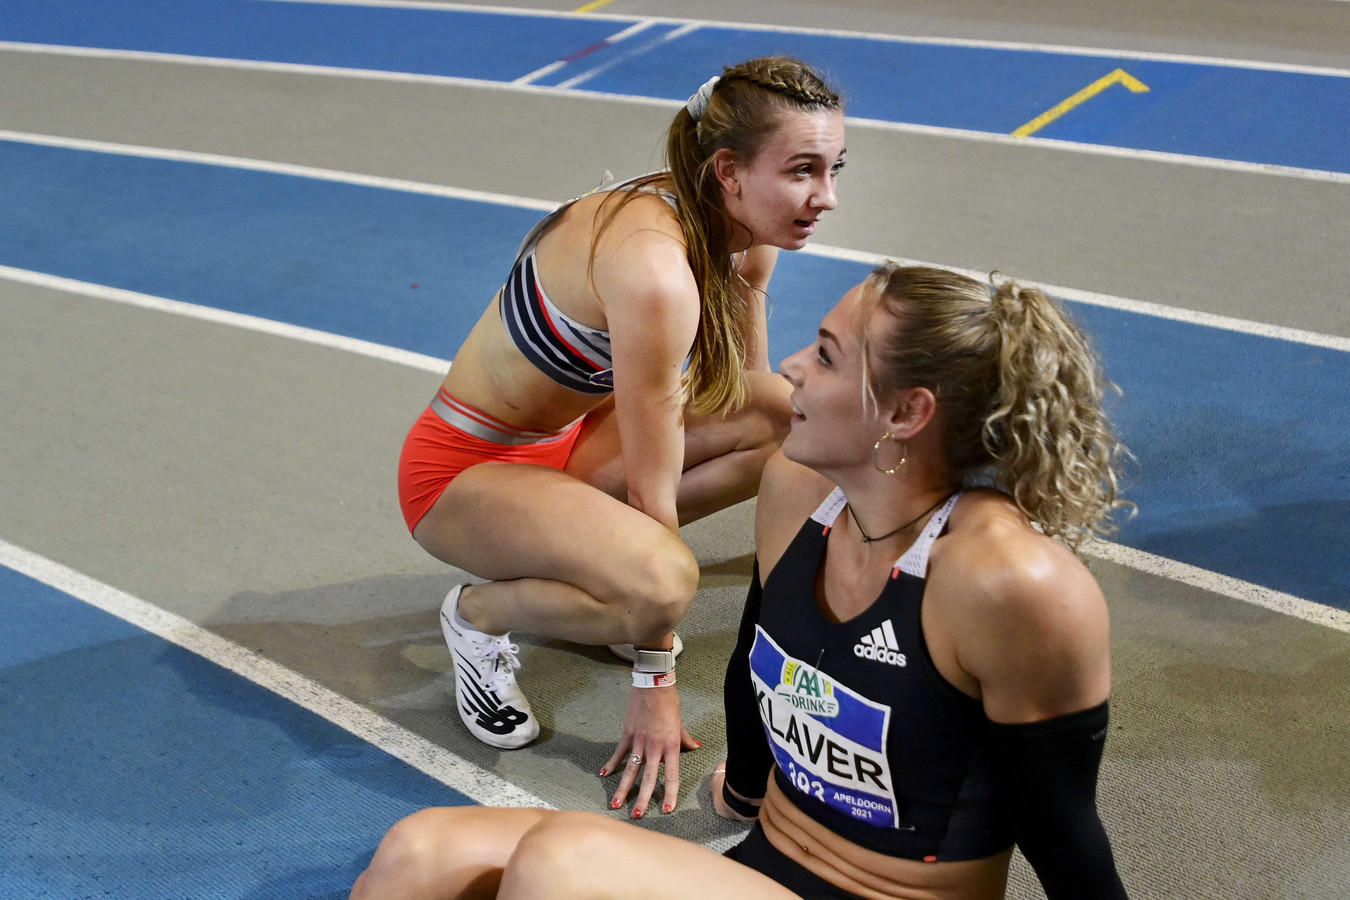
xmin=809 ymin=487 xmax=847 ymax=531
xmin=895 ymin=492 xmax=962 ymax=579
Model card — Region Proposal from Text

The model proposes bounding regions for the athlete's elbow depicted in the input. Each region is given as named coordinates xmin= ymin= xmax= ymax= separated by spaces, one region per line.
xmin=626 ymin=486 xmax=680 ymax=534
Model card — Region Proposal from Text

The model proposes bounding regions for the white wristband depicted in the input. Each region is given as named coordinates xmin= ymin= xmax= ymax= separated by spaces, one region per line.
xmin=633 ymin=648 xmax=676 ymax=674
xmin=632 ymin=670 xmax=677 ymax=688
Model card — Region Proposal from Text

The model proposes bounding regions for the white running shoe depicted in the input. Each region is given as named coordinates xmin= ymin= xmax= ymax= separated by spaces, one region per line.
xmin=607 ymin=632 xmax=683 ymax=663
xmin=439 ymin=584 xmax=538 ymax=749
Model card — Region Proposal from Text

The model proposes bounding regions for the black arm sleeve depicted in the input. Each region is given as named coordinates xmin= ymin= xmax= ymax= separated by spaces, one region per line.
xmin=721 ymin=559 xmax=774 ymax=816
xmin=987 ymin=702 xmax=1128 ymax=900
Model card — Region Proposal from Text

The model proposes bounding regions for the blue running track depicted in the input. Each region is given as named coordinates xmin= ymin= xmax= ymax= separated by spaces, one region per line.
xmin=2 ymin=141 xmax=1347 ymax=607
xmin=2 ymin=4 xmax=1348 ymax=895
xmin=1 ymin=0 xmax=1348 ymax=174
xmin=0 ymin=565 xmax=468 ymax=898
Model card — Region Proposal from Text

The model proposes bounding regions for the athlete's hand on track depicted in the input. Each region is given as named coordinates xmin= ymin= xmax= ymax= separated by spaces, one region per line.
xmin=601 ymin=684 xmax=699 ymax=817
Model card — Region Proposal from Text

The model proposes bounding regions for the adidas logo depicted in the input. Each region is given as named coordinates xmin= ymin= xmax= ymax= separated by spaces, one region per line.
xmin=854 ymin=619 xmax=907 ymax=667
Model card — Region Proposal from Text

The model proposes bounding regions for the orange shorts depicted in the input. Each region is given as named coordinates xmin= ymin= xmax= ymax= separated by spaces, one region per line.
xmin=397 ymin=388 xmax=583 ymax=533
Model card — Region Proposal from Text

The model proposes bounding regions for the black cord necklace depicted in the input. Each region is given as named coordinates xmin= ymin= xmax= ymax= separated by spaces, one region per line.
xmin=847 ymin=494 xmax=950 ymax=544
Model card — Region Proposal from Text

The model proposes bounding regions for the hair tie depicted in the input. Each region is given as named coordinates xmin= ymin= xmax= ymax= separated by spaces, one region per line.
xmin=686 ymin=75 xmax=719 ymax=121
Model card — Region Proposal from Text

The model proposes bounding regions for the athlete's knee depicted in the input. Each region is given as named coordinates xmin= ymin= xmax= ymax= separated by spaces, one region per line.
xmin=748 ymin=371 xmax=793 ymax=444
xmin=500 ymin=812 xmax=621 ymax=898
xmin=350 ymin=808 xmax=450 ymax=898
xmin=620 ymin=541 xmax=698 ymax=642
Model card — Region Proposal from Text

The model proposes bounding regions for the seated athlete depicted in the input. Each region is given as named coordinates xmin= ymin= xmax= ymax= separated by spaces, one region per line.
xmin=397 ymin=57 xmax=846 ymax=817
xmin=353 ymin=263 xmax=1132 ymax=900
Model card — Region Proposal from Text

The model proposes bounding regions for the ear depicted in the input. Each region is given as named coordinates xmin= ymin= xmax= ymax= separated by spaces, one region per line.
xmin=711 ymin=148 xmax=741 ymax=196
xmin=887 ymin=387 xmax=937 ymax=441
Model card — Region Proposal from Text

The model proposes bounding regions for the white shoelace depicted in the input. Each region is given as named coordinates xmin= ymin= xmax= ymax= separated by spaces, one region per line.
xmin=476 ymin=635 xmax=523 ymax=693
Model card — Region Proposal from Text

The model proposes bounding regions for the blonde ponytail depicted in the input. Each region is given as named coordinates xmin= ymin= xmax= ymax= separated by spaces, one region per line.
xmin=983 ymin=278 xmax=1132 ymax=545
xmin=860 ymin=264 xmax=1132 ymax=548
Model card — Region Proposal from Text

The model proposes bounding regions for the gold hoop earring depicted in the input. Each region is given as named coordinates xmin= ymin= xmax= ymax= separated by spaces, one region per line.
xmin=872 ymin=432 xmax=908 ymax=475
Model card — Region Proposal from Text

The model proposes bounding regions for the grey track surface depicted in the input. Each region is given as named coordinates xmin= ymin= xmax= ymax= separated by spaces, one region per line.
xmin=444 ymin=0 xmax=1350 ymax=70
xmin=3 ymin=51 xmax=1347 ymax=337
xmin=2 ymin=2 xmax=1349 ymax=898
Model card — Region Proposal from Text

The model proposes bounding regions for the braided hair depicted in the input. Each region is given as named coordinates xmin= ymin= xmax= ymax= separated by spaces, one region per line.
xmin=589 ymin=57 xmax=843 ymax=415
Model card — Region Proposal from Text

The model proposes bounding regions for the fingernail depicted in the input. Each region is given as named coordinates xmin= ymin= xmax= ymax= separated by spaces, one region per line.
xmin=663 ymin=804 xmax=673 ymax=814
xmin=632 ymin=807 xmax=644 ymax=819
xmin=598 ymin=768 xmax=607 ymax=777
xmin=611 ymin=798 xmax=621 ymax=809
xmin=693 ymin=739 xmax=703 ymax=748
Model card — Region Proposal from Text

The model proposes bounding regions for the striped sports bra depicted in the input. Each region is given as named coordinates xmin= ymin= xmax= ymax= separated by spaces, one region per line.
xmin=498 ymin=173 xmax=677 ymax=394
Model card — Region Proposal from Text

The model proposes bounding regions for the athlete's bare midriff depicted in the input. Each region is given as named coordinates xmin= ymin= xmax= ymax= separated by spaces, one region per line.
xmin=442 ymin=297 xmax=603 ymax=433
xmin=758 ymin=777 xmax=1013 ymax=900
xmin=442 ymin=188 xmax=682 ymax=434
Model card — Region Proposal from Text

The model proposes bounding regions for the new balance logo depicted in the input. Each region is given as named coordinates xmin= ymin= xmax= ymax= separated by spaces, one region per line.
xmin=455 ymin=656 xmax=530 ymax=736
xmin=854 ymin=619 xmax=907 ymax=667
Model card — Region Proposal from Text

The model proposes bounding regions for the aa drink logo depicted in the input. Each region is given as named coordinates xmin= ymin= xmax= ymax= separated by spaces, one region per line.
xmin=775 ymin=658 xmax=841 ymax=717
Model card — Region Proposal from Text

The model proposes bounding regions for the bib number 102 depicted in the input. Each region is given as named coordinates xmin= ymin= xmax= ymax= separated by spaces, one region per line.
xmin=786 ymin=762 xmax=825 ymax=800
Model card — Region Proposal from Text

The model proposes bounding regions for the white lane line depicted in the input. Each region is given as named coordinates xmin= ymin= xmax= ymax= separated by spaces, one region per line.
xmin=2 ymin=127 xmax=1347 ymax=351
xmin=555 ymin=22 xmax=700 ymax=91
xmin=0 ymin=265 xmax=449 ymax=374
xmin=4 ymin=43 xmax=1346 ymax=185
xmin=248 ymin=0 xmax=1350 ymax=77
xmin=0 ymin=538 xmax=553 ymax=809
xmin=798 ymin=245 xmax=1350 ymax=353
xmin=0 ymin=129 xmax=556 ymax=212
xmin=514 ymin=19 xmax=657 ymax=86
xmin=0 ymin=40 xmax=643 ymax=95
xmin=1085 ymin=541 xmax=1350 ymax=634
xmin=2 ymin=134 xmax=1347 ymax=628
xmin=845 ymin=116 xmax=1350 ymax=186
xmin=5 ymin=260 xmax=1347 ymax=634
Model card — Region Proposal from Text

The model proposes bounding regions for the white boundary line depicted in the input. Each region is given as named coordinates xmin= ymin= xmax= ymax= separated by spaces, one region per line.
xmin=0 ymin=265 xmax=450 ymax=372
xmin=796 ymin=245 xmax=1350 ymax=353
xmin=251 ymin=0 xmax=1350 ymax=77
xmin=4 ymin=261 xmax=1347 ymax=632
xmin=4 ymin=43 xmax=1346 ymax=185
xmin=3 ymin=126 xmax=1346 ymax=351
xmin=1 ymin=135 xmax=1347 ymax=630
xmin=3 ymin=45 xmax=1348 ymax=183
xmin=1084 ymin=542 xmax=1350 ymax=633
xmin=0 ymin=128 xmax=556 ymax=211
xmin=0 ymin=538 xmax=554 ymax=809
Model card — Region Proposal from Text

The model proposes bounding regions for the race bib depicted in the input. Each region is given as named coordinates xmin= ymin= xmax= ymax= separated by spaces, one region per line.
xmin=749 ymin=628 xmax=898 ymax=828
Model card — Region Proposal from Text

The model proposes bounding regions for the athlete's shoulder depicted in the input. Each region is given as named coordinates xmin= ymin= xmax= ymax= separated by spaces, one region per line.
xmin=934 ymin=490 xmax=1098 ymax=613
xmin=590 ymin=176 xmax=683 ymax=235
xmin=755 ymin=451 xmax=835 ymax=578
xmin=928 ymin=491 xmax=1112 ymax=717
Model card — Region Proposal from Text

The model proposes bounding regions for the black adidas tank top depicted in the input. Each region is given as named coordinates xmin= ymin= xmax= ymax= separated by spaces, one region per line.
xmin=728 ymin=488 xmax=1014 ymax=861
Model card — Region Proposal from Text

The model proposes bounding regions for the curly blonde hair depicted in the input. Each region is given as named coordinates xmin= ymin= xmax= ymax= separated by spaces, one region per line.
xmin=590 ymin=56 xmax=842 ymax=415
xmin=858 ymin=263 xmax=1133 ymax=548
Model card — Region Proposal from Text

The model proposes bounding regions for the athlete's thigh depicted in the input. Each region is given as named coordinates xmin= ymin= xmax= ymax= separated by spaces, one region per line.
xmin=564 ymin=371 xmax=792 ymax=486
xmin=414 ymin=460 xmax=679 ymax=589
xmin=682 ymin=369 xmax=792 ymax=466
xmin=502 ymin=811 xmax=801 ymax=900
